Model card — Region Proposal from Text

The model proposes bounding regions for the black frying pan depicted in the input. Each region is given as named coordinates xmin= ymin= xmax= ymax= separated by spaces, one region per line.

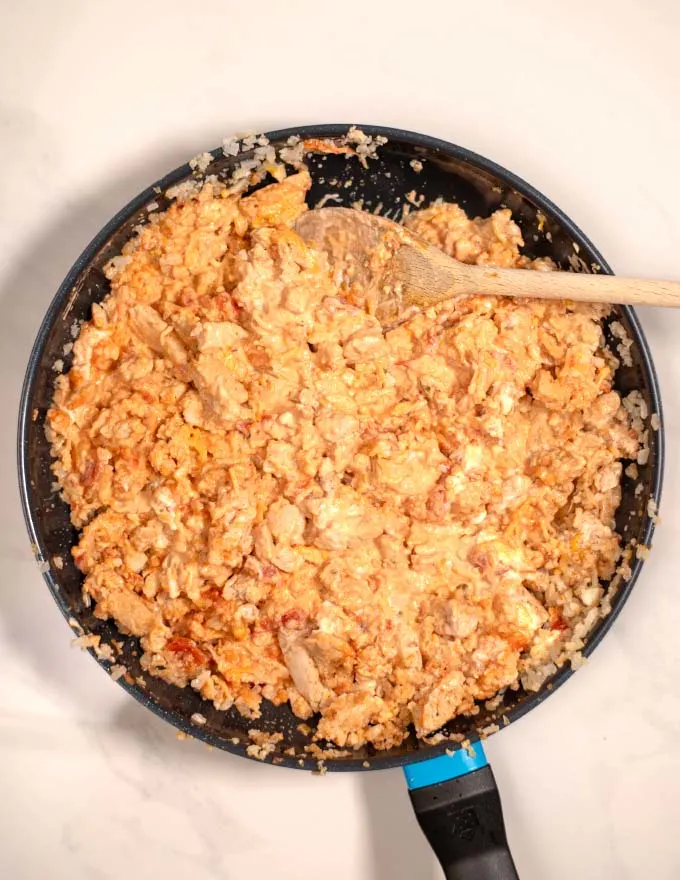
xmin=18 ymin=125 xmax=663 ymax=879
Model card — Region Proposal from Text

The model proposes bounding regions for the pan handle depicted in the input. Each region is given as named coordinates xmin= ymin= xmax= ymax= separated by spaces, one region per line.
xmin=404 ymin=745 xmax=519 ymax=880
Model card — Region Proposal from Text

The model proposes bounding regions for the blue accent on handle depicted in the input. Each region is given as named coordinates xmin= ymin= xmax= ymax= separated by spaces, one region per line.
xmin=403 ymin=742 xmax=487 ymax=791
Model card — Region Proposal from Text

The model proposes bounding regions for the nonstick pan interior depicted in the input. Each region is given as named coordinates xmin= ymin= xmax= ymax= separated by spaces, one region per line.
xmin=18 ymin=125 xmax=663 ymax=772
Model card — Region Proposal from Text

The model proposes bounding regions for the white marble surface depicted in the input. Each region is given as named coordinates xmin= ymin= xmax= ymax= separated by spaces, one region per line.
xmin=2 ymin=1 xmax=680 ymax=877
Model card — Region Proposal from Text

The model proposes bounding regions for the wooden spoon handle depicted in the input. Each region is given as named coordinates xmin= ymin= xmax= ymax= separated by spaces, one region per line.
xmin=398 ymin=241 xmax=680 ymax=308
xmin=463 ymin=265 xmax=680 ymax=307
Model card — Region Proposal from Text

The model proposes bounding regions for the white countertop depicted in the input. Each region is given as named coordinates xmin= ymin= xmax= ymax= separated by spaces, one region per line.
xmin=2 ymin=2 xmax=680 ymax=878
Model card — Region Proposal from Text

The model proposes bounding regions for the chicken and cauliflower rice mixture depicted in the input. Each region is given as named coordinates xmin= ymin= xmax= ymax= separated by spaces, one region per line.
xmin=47 ymin=168 xmax=640 ymax=750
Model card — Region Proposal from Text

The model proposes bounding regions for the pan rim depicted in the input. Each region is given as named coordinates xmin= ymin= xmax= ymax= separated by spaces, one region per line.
xmin=17 ymin=123 xmax=664 ymax=772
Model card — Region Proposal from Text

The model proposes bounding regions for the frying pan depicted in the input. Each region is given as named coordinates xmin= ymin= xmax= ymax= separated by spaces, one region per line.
xmin=18 ymin=124 xmax=664 ymax=879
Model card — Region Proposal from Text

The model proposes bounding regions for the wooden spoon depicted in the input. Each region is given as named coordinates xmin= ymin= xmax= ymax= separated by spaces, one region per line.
xmin=295 ymin=207 xmax=680 ymax=323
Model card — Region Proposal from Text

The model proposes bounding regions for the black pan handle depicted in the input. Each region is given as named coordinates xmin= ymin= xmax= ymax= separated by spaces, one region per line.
xmin=404 ymin=747 xmax=519 ymax=880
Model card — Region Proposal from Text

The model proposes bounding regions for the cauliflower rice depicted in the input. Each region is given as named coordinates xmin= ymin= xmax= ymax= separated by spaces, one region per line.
xmin=46 ymin=168 xmax=640 ymax=749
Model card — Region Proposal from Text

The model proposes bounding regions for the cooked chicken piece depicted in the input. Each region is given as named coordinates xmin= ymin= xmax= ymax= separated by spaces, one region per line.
xmin=492 ymin=582 xmax=548 ymax=649
xmin=213 ymin=640 xmax=289 ymax=687
xmin=314 ymin=410 xmax=360 ymax=445
xmin=68 ymin=325 xmax=111 ymax=381
xmin=305 ymin=487 xmax=382 ymax=551
xmin=342 ymin=327 xmax=389 ymax=363
xmin=303 ymin=631 xmax=354 ymax=689
xmin=277 ymin=630 xmax=333 ymax=711
xmin=288 ymin=687 xmax=314 ymax=720
xmin=374 ymin=436 xmax=445 ymax=496
xmin=432 ymin=598 xmax=482 ymax=639
xmin=191 ymin=321 xmax=248 ymax=351
xmin=253 ymin=521 xmax=301 ymax=573
xmin=395 ymin=625 xmax=423 ymax=670
xmin=405 ymin=353 xmax=458 ymax=396
xmin=412 ymin=672 xmax=470 ymax=737
xmin=128 ymin=304 xmax=187 ymax=364
xmin=240 ymin=170 xmax=311 ymax=228
xmin=266 ymin=499 xmax=306 ymax=545
xmin=94 ymin=588 xmax=158 ymax=637
xmin=192 ymin=355 xmax=250 ymax=423
xmin=468 ymin=635 xmax=520 ymax=696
